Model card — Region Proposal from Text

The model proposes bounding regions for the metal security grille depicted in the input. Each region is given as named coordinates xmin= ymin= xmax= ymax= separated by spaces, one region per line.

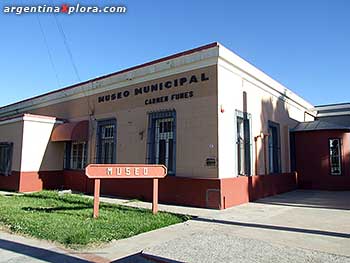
xmin=147 ymin=110 xmax=176 ymax=174
xmin=155 ymin=117 xmax=174 ymax=171
xmin=235 ymin=110 xmax=252 ymax=176
xmin=0 ymin=142 xmax=13 ymax=176
xmin=100 ymin=125 xmax=115 ymax=164
xmin=96 ymin=119 xmax=116 ymax=164
xmin=329 ymin=138 xmax=342 ymax=175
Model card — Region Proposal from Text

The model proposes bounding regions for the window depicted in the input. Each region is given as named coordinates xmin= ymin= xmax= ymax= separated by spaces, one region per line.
xmin=329 ymin=138 xmax=342 ymax=175
xmin=268 ymin=121 xmax=281 ymax=173
xmin=64 ymin=142 xmax=87 ymax=170
xmin=236 ymin=111 xmax=252 ymax=175
xmin=147 ymin=111 xmax=176 ymax=174
xmin=0 ymin=142 xmax=13 ymax=176
xmin=96 ymin=119 xmax=116 ymax=164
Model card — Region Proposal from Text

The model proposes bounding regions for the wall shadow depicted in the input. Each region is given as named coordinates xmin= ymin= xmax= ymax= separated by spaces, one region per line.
xmin=194 ymin=217 xmax=350 ymax=239
xmin=246 ymin=89 xmax=299 ymax=202
xmin=257 ymin=90 xmax=297 ymax=176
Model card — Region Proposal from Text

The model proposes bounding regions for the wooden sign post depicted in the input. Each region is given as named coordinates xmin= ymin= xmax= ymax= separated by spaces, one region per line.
xmin=85 ymin=164 xmax=167 ymax=218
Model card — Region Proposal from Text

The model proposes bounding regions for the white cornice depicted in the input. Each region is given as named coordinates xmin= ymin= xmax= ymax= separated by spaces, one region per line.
xmin=23 ymin=114 xmax=62 ymax=125
xmin=0 ymin=114 xmax=62 ymax=126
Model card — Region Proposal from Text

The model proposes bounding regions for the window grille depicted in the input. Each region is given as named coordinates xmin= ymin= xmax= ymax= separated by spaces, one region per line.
xmin=236 ymin=111 xmax=252 ymax=176
xmin=147 ymin=110 xmax=176 ymax=174
xmin=329 ymin=138 xmax=342 ymax=175
xmin=268 ymin=121 xmax=281 ymax=173
xmin=96 ymin=119 xmax=116 ymax=164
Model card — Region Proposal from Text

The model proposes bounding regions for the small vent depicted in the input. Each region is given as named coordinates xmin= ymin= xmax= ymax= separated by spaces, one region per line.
xmin=206 ymin=157 xmax=216 ymax=167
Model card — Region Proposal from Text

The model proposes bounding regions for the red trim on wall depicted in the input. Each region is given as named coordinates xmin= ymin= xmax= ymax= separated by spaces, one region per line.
xmin=62 ymin=171 xmax=297 ymax=209
xmin=0 ymin=169 xmax=298 ymax=209
xmin=63 ymin=170 xmax=94 ymax=193
xmin=19 ymin=171 xmax=64 ymax=192
xmin=221 ymin=173 xmax=298 ymax=208
xmin=63 ymin=170 xmax=221 ymax=208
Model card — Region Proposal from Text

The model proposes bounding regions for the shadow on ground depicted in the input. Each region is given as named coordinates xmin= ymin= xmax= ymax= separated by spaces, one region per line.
xmin=0 ymin=239 xmax=91 ymax=263
xmin=0 ymin=238 xmax=183 ymax=263
xmin=111 ymin=252 xmax=183 ymax=263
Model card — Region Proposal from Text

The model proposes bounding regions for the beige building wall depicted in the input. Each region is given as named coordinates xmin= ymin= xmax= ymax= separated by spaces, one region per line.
xmin=28 ymin=66 xmax=219 ymax=178
xmin=0 ymin=119 xmax=24 ymax=171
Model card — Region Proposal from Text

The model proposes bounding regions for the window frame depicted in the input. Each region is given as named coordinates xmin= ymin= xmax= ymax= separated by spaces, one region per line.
xmin=96 ymin=119 xmax=117 ymax=164
xmin=328 ymin=138 xmax=343 ymax=176
xmin=0 ymin=142 xmax=13 ymax=176
xmin=64 ymin=141 xmax=88 ymax=170
xmin=235 ymin=110 xmax=253 ymax=176
xmin=146 ymin=110 xmax=176 ymax=175
xmin=268 ymin=120 xmax=282 ymax=174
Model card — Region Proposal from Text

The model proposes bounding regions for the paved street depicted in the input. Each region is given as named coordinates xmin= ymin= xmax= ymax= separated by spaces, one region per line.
xmin=0 ymin=190 xmax=349 ymax=262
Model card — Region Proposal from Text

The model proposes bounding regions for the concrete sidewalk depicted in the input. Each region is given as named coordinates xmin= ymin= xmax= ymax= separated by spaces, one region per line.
xmin=0 ymin=190 xmax=349 ymax=262
xmin=142 ymin=190 xmax=350 ymax=262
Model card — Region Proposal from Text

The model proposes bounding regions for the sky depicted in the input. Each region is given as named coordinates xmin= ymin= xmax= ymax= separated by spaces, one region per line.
xmin=0 ymin=0 xmax=349 ymax=107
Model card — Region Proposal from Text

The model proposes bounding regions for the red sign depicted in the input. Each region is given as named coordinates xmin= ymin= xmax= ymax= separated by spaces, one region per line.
xmin=85 ymin=164 xmax=167 ymax=218
xmin=86 ymin=164 xmax=167 ymax=179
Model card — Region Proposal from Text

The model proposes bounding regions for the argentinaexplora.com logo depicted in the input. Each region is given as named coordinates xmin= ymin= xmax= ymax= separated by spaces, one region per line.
xmin=3 ymin=3 xmax=127 ymax=15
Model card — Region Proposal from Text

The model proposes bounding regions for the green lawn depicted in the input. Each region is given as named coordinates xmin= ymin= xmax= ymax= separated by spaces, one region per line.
xmin=0 ymin=191 xmax=189 ymax=247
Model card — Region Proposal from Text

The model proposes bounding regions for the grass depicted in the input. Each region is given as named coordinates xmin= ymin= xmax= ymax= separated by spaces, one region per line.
xmin=0 ymin=191 xmax=189 ymax=247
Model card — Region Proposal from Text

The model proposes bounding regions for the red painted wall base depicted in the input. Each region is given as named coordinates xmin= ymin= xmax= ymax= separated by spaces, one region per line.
xmin=221 ymin=173 xmax=298 ymax=208
xmin=0 ymin=170 xmax=298 ymax=209
xmin=71 ymin=171 xmax=298 ymax=209
xmin=0 ymin=171 xmax=64 ymax=193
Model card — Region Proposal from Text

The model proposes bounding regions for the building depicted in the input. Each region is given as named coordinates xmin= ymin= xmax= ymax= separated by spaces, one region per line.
xmin=293 ymin=103 xmax=350 ymax=190
xmin=0 ymin=42 xmax=347 ymax=209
